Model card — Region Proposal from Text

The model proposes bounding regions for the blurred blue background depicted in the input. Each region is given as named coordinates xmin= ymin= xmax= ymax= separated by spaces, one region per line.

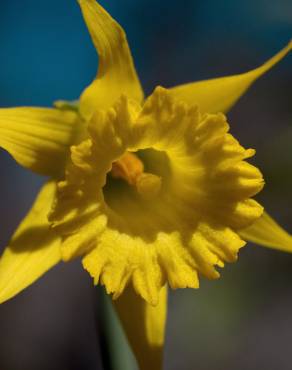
xmin=0 ymin=1 xmax=291 ymax=369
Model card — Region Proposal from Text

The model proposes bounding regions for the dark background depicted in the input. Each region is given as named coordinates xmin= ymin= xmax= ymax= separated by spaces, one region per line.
xmin=0 ymin=1 xmax=291 ymax=369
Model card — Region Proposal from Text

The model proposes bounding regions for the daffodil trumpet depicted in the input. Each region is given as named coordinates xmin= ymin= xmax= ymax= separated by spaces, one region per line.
xmin=0 ymin=1 xmax=291 ymax=369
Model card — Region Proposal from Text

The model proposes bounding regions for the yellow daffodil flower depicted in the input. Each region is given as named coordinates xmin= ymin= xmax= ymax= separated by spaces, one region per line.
xmin=0 ymin=1 xmax=291 ymax=369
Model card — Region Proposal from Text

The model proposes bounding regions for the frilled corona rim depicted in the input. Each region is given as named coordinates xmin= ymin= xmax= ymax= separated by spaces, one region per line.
xmin=49 ymin=86 xmax=264 ymax=305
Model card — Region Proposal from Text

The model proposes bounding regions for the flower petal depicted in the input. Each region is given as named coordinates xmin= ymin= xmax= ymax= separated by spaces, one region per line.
xmin=78 ymin=0 xmax=144 ymax=120
xmin=113 ymin=285 xmax=167 ymax=370
xmin=239 ymin=211 xmax=292 ymax=253
xmin=169 ymin=41 xmax=292 ymax=113
xmin=0 ymin=181 xmax=61 ymax=304
xmin=0 ymin=107 xmax=79 ymax=177
xmin=82 ymin=230 xmax=163 ymax=305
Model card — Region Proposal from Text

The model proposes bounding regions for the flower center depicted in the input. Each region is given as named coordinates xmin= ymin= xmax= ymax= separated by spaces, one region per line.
xmin=111 ymin=152 xmax=162 ymax=199
xmin=102 ymin=148 xmax=173 ymax=238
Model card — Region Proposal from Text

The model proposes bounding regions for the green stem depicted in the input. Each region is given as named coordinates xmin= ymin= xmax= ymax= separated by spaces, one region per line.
xmin=98 ymin=286 xmax=138 ymax=370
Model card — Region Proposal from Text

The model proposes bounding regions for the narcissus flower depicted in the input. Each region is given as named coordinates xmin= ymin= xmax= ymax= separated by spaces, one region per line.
xmin=0 ymin=1 xmax=291 ymax=369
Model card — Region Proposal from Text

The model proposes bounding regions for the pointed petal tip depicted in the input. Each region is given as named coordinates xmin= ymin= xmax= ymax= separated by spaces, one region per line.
xmin=264 ymin=39 xmax=292 ymax=69
xmin=77 ymin=0 xmax=94 ymax=7
xmin=169 ymin=40 xmax=292 ymax=114
xmin=78 ymin=0 xmax=143 ymax=119
xmin=239 ymin=211 xmax=292 ymax=253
